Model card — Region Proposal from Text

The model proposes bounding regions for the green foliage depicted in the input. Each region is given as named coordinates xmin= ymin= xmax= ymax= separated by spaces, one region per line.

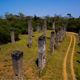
xmin=75 ymin=37 xmax=80 ymax=80
xmin=0 ymin=19 xmax=19 ymax=44
xmin=0 ymin=13 xmax=80 ymax=44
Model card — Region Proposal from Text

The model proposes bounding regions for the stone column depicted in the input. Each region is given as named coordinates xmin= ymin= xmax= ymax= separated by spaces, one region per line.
xmin=78 ymin=30 xmax=80 ymax=43
xmin=43 ymin=19 xmax=47 ymax=36
xmin=52 ymin=22 xmax=55 ymax=31
xmin=60 ymin=27 xmax=66 ymax=42
xmin=10 ymin=31 xmax=15 ymax=43
xmin=28 ymin=18 xmax=33 ymax=48
xmin=38 ymin=35 xmax=46 ymax=70
xmin=62 ymin=27 xmax=66 ymax=40
xmin=59 ymin=28 xmax=63 ymax=42
xmin=11 ymin=50 xmax=23 ymax=80
xmin=50 ymin=31 xmax=55 ymax=53
xmin=55 ymin=30 xmax=60 ymax=48
xmin=37 ymin=26 xmax=41 ymax=32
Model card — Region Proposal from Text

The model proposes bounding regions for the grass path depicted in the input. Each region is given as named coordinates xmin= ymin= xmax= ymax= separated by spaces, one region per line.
xmin=63 ymin=33 xmax=73 ymax=80
xmin=63 ymin=33 xmax=76 ymax=80
xmin=70 ymin=34 xmax=76 ymax=80
xmin=0 ymin=31 xmax=77 ymax=80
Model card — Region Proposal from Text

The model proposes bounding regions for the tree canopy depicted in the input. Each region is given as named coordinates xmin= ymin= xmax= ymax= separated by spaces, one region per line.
xmin=0 ymin=13 xmax=80 ymax=44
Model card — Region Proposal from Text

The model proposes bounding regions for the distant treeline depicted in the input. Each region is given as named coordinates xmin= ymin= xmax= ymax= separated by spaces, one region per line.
xmin=0 ymin=13 xmax=80 ymax=44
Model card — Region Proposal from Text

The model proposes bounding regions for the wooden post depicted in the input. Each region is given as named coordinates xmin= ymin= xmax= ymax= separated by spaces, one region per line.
xmin=38 ymin=35 xmax=46 ymax=70
xmin=50 ymin=31 xmax=55 ymax=53
xmin=10 ymin=31 xmax=15 ymax=43
xmin=28 ymin=18 xmax=33 ymax=48
xmin=11 ymin=50 xmax=23 ymax=80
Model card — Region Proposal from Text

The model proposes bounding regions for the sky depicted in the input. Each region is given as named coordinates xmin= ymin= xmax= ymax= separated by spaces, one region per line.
xmin=0 ymin=0 xmax=80 ymax=17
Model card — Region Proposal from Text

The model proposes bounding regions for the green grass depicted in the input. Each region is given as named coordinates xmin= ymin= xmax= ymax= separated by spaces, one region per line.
xmin=74 ymin=35 xmax=80 ymax=80
xmin=0 ymin=30 xmax=70 ymax=80
xmin=41 ymin=34 xmax=70 ymax=80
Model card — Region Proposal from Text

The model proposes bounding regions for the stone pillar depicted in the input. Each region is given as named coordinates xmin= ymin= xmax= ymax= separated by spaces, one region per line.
xmin=10 ymin=31 xmax=15 ymax=43
xmin=60 ymin=27 xmax=66 ymax=42
xmin=78 ymin=30 xmax=80 ymax=43
xmin=62 ymin=27 xmax=66 ymax=40
xmin=50 ymin=31 xmax=55 ymax=53
xmin=38 ymin=35 xmax=46 ymax=70
xmin=55 ymin=30 xmax=60 ymax=48
xmin=43 ymin=19 xmax=47 ymax=36
xmin=52 ymin=22 xmax=55 ymax=31
xmin=28 ymin=18 xmax=33 ymax=48
xmin=11 ymin=50 xmax=23 ymax=80
xmin=37 ymin=26 xmax=41 ymax=32
xmin=59 ymin=28 xmax=63 ymax=42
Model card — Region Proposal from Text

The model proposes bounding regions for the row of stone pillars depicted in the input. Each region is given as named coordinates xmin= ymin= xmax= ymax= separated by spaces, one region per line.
xmin=10 ymin=20 xmax=66 ymax=48
xmin=11 ymin=35 xmax=46 ymax=79
xmin=55 ymin=27 xmax=66 ymax=49
xmin=10 ymin=18 xmax=47 ymax=45
xmin=11 ymin=27 xmax=66 ymax=79
xmin=27 ymin=18 xmax=47 ymax=48
xmin=11 ymin=20 xmax=66 ymax=79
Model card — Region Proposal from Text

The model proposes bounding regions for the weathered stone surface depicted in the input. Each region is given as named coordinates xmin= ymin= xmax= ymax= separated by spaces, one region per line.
xmin=55 ymin=30 xmax=60 ymax=48
xmin=38 ymin=35 xmax=46 ymax=70
xmin=43 ymin=19 xmax=47 ymax=36
xmin=37 ymin=26 xmax=41 ymax=32
xmin=10 ymin=31 xmax=15 ymax=43
xmin=50 ymin=31 xmax=55 ymax=53
xmin=55 ymin=27 xmax=66 ymax=48
xmin=11 ymin=50 xmax=23 ymax=79
xmin=28 ymin=18 xmax=33 ymax=36
xmin=28 ymin=18 xmax=33 ymax=48
xmin=28 ymin=35 xmax=32 ymax=48
xmin=78 ymin=30 xmax=80 ymax=42
xmin=52 ymin=22 xmax=55 ymax=31
xmin=59 ymin=27 xmax=66 ymax=42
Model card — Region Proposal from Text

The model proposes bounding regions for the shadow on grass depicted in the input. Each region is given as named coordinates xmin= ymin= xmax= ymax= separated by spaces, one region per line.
xmin=77 ymin=60 xmax=80 ymax=64
xmin=35 ymin=58 xmax=38 ymax=67
xmin=78 ymin=43 xmax=80 ymax=46
xmin=77 ymin=51 xmax=80 ymax=54
xmin=46 ymin=37 xmax=50 ymax=39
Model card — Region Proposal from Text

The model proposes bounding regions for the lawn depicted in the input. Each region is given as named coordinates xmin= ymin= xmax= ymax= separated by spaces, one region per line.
xmin=74 ymin=34 xmax=80 ymax=80
xmin=0 ymin=30 xmax=71 ymax=80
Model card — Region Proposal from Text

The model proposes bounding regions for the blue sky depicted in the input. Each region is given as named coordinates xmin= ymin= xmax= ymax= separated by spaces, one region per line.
xmin=0 ymin=0 xmax=80 ymax=17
